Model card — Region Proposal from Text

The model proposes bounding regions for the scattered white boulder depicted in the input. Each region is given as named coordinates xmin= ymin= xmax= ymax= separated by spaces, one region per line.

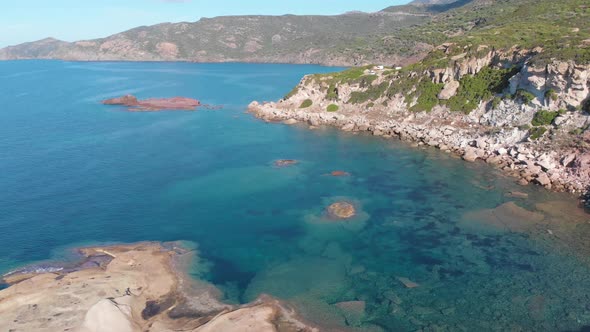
xmin=79 ymin=297 xmax=137 ymax=332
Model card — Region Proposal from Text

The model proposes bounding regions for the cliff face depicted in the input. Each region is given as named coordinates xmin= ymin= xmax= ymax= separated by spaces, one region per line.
xmin=425 ymin=49 xmax=590 ymax=112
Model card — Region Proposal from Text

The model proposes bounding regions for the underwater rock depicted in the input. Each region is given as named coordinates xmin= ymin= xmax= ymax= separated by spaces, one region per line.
xmin=335 ymin=301 xmax=366 ymax=326
xmin=301 ymin=197 xmax=369 ymax=245
xmin=326 ymin=202 xmax=356 ymax=219
xmin=274 ymin=159 xmax=299 ymax=167
xmin=243 ymin=257 xmax=348 ymax=302
xmin=383 ymin=290 xmax=403 ymax=304
xmin=349 ymin=265 xmax=366 ymax=275
xmin=526 ymin=295 xmax=546 ymax=321
xmin=397 ymin=277 xmax=420 ymax=289
xmin=461 ymin=202 xmax=545 ymax=233
xmin=330 ymin=171 xmax=350 ymax=177
xmin=535 ymin=200 xmax=587 ymax=222
xmin=506 ymin=191 xmax=529 ymax=199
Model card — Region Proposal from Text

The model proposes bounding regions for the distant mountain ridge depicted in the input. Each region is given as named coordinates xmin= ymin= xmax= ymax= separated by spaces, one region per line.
xmin=0 ymin=0 xmax=476 ymax=66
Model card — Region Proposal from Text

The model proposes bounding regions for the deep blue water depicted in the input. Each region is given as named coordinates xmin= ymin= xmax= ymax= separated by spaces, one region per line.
xmin=1 ymin=61 xmax=590 ymax=331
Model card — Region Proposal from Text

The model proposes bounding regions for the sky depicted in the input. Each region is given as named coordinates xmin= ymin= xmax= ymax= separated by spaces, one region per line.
xmin=0 ymin=0 xmax=409 ymax=47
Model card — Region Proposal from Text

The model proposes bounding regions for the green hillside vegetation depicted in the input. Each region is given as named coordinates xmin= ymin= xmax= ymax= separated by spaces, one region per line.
xmin=404 ymin=0 xmax=590 ymax=70
xmin=532 ymin=110 xmax=565 ymax=126
xmin=301 ymin=0 xmax=589 ymax=114
xmin=445 ymin=66 xmax=517 ymax=114
xmin=300 ymin=99 xmax=313 ymax=108
xmin=327 ymin=104 xmax=340 ymax=112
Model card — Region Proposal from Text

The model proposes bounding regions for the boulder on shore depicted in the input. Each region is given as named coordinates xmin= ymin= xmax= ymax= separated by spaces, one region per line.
xmin=463 ymin=147 xmax=480 ymax=162
xmin=102 ymin=94 xmax=201 ymax=111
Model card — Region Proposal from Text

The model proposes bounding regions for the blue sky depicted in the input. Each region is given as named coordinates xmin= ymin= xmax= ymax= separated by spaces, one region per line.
xmin=0 ymin=0 xmax=409 ymax=47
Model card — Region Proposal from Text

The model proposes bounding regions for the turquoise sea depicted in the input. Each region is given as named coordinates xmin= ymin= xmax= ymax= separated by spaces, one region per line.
xmin=1 ymin=61 xmax=590 ymax=331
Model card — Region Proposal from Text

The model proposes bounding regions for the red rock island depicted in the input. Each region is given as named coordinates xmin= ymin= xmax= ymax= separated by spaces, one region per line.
xmin=102 ymin=94 xmax=201 ymax=111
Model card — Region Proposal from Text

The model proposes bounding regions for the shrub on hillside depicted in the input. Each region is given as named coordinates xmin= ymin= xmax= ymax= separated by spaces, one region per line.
xmin=326 ymin=84 xmax=338 ymax=100
xmin=327 ymin=104 xmax=339 ymax=112
xmin=446 ymin=67 xmax=517 ymax=114
xmin=300 ymin=99 xmax=313 ymax=108
xmin=545 ymin=89 xmax=558 ymax=101
xmin=409 ymin=80 xmax=444 ymax=112
xmin=529 ymin=127 xmax=547 ymax=140
xmin=348 ymin=82 xmax=390 ymax=104
xmin=284 ymin=87 xmax=299 ymax=100
xmin=491 ymin=96 xmax=502 ymax=109
xmin=515 ymin=89 xmax=536 ymax=104
xmin=531 ymin=110 xmax=559 ymax=126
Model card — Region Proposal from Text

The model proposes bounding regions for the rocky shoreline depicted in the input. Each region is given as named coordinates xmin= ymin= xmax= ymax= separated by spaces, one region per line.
xmin=0 ymin=242 xmax=318 ymax=332
xmin=248 ymin=101 xmax=590 ymax=200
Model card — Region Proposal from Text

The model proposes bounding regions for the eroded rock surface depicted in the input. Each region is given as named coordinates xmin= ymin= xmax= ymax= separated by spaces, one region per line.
xmin=0 ymin=243 xmax=317 ymax=332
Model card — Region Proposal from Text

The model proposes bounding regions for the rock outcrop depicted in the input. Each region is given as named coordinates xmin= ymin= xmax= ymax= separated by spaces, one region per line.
xmin=0 ymin=243 xmax=317 ymax=332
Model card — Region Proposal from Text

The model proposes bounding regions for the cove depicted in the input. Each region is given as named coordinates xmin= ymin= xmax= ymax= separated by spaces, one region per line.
xmin=1 ymin=61 xmax=590 ymax=331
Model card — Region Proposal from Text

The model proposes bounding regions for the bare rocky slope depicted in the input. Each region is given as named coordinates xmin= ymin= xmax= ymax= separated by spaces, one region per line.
xmin=0 ymin=1 xmax=475 ymax=66
xmin=250 ymin=0 xmax=590 ymax=199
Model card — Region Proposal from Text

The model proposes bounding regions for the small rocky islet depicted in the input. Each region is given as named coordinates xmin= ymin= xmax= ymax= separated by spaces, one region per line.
xmin=102 ymin=95 xmax=201 ymax=111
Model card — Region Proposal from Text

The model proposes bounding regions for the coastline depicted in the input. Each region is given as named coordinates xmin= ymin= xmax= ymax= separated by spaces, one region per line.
xmin=248 ymin=101 xmax=590 ymax=203
xmin=0 ymin=242 xmax=318 ymax=332
xmin=0 ymin=57 xmax=353 ymax=68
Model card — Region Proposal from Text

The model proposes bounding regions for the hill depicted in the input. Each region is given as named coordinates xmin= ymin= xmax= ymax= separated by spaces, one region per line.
xmin=0 ymin=1 xmax=475 ymax=66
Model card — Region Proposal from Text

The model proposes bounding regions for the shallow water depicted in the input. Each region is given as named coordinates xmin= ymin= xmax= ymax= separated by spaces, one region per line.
xmin=1 ymin=61 xmax=590 ymax=331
